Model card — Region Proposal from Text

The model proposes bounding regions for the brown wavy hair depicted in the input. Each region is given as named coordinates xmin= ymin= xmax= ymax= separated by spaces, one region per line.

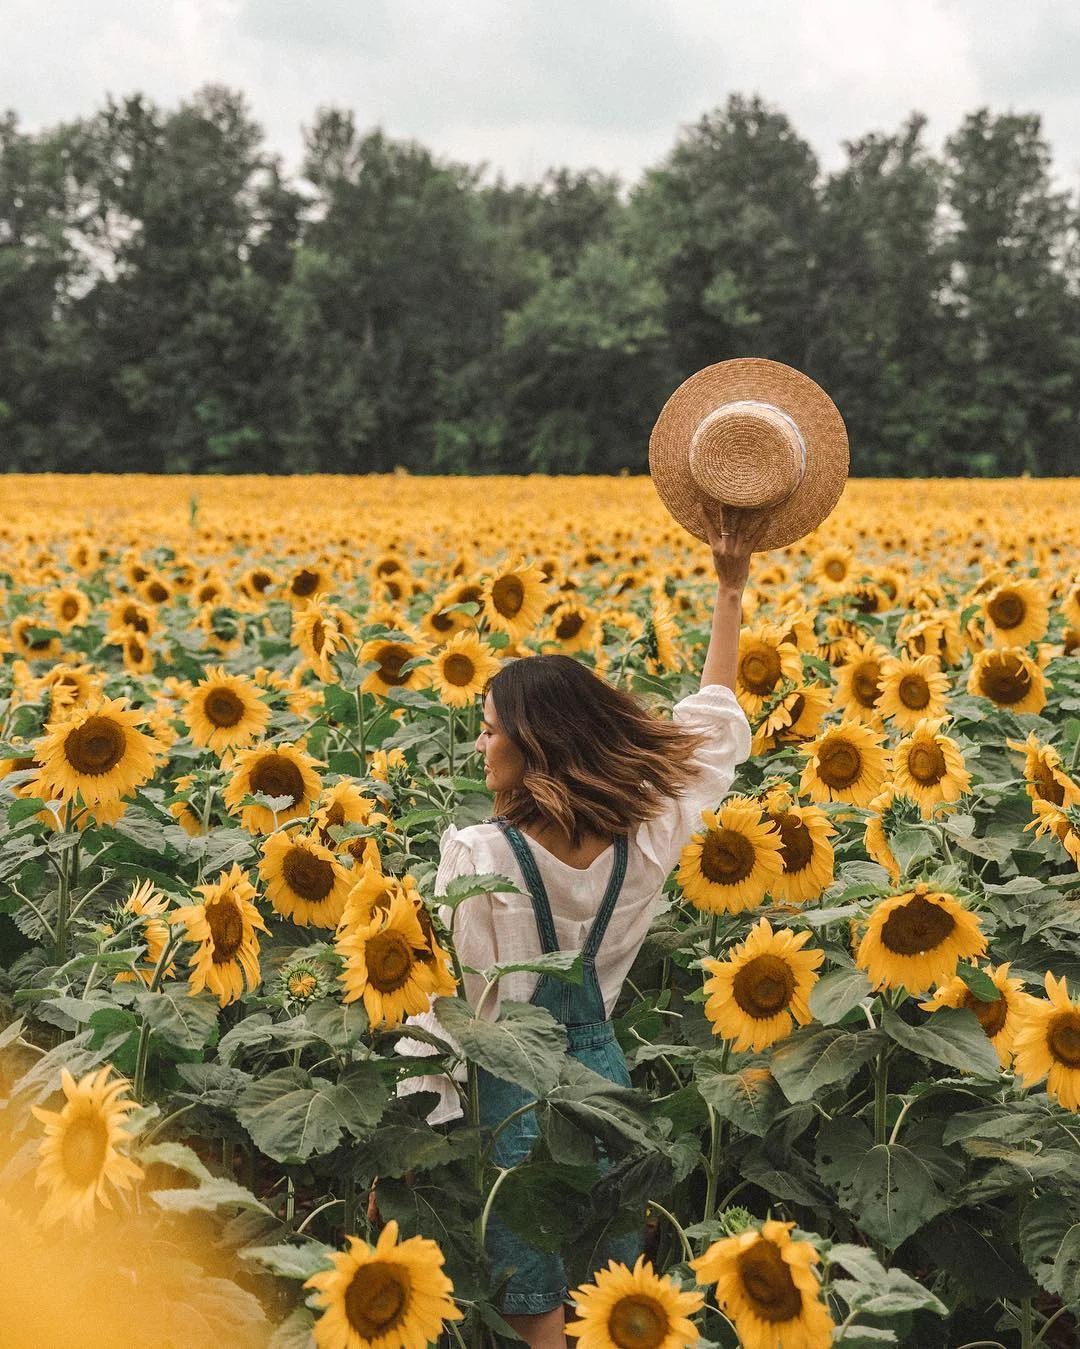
xmin=487 ymin=654 xmax=709 ymax=846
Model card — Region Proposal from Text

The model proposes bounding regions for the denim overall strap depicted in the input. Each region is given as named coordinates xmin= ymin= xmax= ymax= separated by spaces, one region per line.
xmin=493 ymin=817 xmax=559 ymax=954
xmin=581 ymin=834 xmax=628 ymax=960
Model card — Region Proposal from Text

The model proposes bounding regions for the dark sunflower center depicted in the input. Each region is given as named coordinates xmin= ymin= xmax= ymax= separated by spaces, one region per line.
xmin=556 ymin=612 xmax=585 ymax=640
xmin=60 ymin=1114 xmax=109 ymax=1187
xmin=987 ymin=591 xmax=1025 ymax=630
xmin=198 ymin=584 xmax=219 ymax=604
xmin=776 ymin=814 xmax=814 ymax=874
xmin=699 ymin=828 xmax=756 ymax=885
xmin=128 ymin=638 xmax=145 ymax=663
xmin=881 ymin=893 xmax=956 ymax=956
xmin=124 ymin=605 xmax=150 ymax=633
xmin=442 ymin=653 xmax=476 ymax=687
xmin=61 ymin=597 xmax=80 ymax=620
xmin=898 ymin=674 xmax=931 ymax=710
xmin=825 ymin=558 xmax=847 ymax=581
xmin=455 ymin=585 xmax=482 ymax=606
xmin=733 ymin=953 xmax=797 ymax=1018
xmin=491 ymin=575 xmax=525 ymax=618
xmin=251 ymin=571 xmax=272 ymax=593
xmin=375 ymin=643 xmax=412 ymax=686
xmin=204 ymin=687 xmax=245 ymax=728
xmin=291 ymin=569 xmax=320 ymax=597
xmin=146 ymin=582 xmax=168 ymax=603
xmin=250 ymin=755 xmax=305 ymax=805
xmin=907 ymin=742 xmax=947 ymax=786
xmin=963 ymin=988 xmax=1007 ymax=1038
xmin=344 ymin=1262 xmax=410 ymax=1338
xmin=783 ymin=694 xmax=806 ymax=727
xmin=366 ymin=930 xmax=414 ymax=992
xmin=851 ymin=661 xmax=881 ymax=707
xmin=740 ymin=645 xmax=782 ymax=695
xmin=817 ymin=738 xmax=862 ymax=789
xmin=1033 ymin=762 xmax=1065 ymax=806
xmin=1048 ymin=1011 xmax=1080 ymax=1068
xmin=325 ymin=803 xmax=345 ymax=828
xmin=980 ymin=653 xmax=1031 ymax=705
xmin=608 ymin=1294 xmax=668 ymax=1349
xmin=207 ymin=897 xmax=245 ymax=963
xmin=64 ymin=716 xmax=127 ymax=776
xmin=310 ymin=619 xmax=326 ymax=654
xmin=736 ymin=1238 xmax=802 ymax=1322
xmin=430 ymin=608 xmax=455 ymax=632
xmin=282 ymin=846 xmax=336 ymax=902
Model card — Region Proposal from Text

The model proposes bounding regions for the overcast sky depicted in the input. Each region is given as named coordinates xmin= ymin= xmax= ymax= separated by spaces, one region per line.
xmin=3 ymin=0 xmax=1079 ymax=189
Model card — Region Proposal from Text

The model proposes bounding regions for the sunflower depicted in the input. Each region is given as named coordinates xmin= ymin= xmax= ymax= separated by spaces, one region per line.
xmin=359 ymin=635 xmax=432 ymax=698
xmin=184 ymin=667 xmax=271 ymax=754
xmin=39 ymin=662 xmax=100 ymax=715
xmin=35 ymin=697 xmax=162 ymax=813
xmin=548 ymin=600 xmax=600 ymax=654
xmin=736 ymin=624 xmax=802 ymax=718
xmin=339 ymin=866 xmax=403 ymax=930
xmin=566 ymin=1255 xmax=703 ymax=1349
xmin=11 ymin=613 xmax=62 ymax=661
xmin=173 ymin=863 xmax=268 ymax=1006
xmin=482 ymin=558 xmax=550 ymax=639
xmin=293 ymin=599 xmax=348 ymax=684
xmin=313 ymin=781 xmax=381 ymax=848
xmin=46 ymin=586 xmax=91 ymax=634
xmin=920 ymin=962 xmax=1027 ymax=1067
xmin=863 ymin=787 xmax=902 ymax=884
xmin=643 ymin=596 xmax=681 ymax=675
xmin=800 ymin=719 xmax=889 ymax=808
xmin=901 ymin=610 xmax=965 ymax=667
xmin=286 ymin=564 xmax=331 ymax=606
xmin=223 ymin=741 xmax=323 ymax=834
xmin=691 ymin=1219 xmax=834 ymax=1349
xmin=114 ymin=878 xmax=175 ymax=985
xmin=260 ymin=831 xmax=353 ymax=928
xmin=833 ymin=639 xmax=889 ymax=724
xmin=677 ymin=801 xmax=785 ymax=915
xmin=877 ymin=653 xmax=950 ymax=731
xmin=336 ymin=894 xmax=439 ymax=1028
xmin=981 ymin=577 xmax=1049 ymax=648
xmin=119 ymin=630 xmax=155 ymax=676
xmin=31 ymin=1066 xmax=144 ymax=1231
xmin=811 ymin=544 xmax=855 ymax=592
xmin=763 ymin=791 xmax=836 ymax=904
xmin=1028 ymin=798 xmax=1080 ymax=867
xmin=429 ymin=630 xmax=502 ymax=709
xmin=967 ymin=646 xmax=1048 ymax=715
xmin=304 ymin=1218 xmax=462 ymax=1349
xmin=892 ymin=718 xmax=971 ymax=818
xmin=239 ymin=564 xmax=277 ymax=602
xmin=754 ymin=684 xmax=831 ymax=754
xmin=856 ymin=884 xmax=987 ymax=994
xmin=108 ymin=596 xmax=156 ymax=637
xmin=1013 ymin=972 xmax=1080 ymax=1110
xmin=702 ymin=918 xmax=823 ymax=1051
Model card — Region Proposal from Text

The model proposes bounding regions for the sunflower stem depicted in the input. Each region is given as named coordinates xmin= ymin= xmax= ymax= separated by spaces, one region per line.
xmin=707 ymin=911 xmax=719 ymax=961
xmin=355 ymin=687 xmax=367 ymax=766
xmin=53 ymin=800 xmax=75 ymax=965
xmin=132 ymin=928 xmax=185 ymax=1102
xmin=478 ymin=1166 xmax=512 ymax=1248
xmin=1020 ymin=1298 xmax=1034 ymax=1349
xmin=873 ymin=1050 xmax=889 ymax=1147
xmin=342 ymin=1170 xmax=356 ymax=1237
xmin=702 ymin=1102 xmax=723 ymax=1228
xmin=645 ymin=1197 xmax=694 ymax=1264
xmin=447 ymin=705 xmax=456 ymax=773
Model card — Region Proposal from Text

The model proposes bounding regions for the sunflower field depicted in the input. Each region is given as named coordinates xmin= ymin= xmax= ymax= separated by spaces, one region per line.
xmin=2 ymin=473 xmax=1080 ymax=1349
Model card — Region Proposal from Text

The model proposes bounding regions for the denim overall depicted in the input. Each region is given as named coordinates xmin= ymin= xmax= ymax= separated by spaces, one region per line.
xmin=477 ymin=819 xmax=642 ymax=1315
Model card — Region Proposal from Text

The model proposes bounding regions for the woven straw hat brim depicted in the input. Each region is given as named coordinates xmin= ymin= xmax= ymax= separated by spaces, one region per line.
xmin=649 ymin=358 xmax=849 ymax=551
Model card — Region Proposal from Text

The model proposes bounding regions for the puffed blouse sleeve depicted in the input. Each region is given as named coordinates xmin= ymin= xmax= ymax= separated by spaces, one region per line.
xmin=635 ymin=684 xmax=752 ymax=877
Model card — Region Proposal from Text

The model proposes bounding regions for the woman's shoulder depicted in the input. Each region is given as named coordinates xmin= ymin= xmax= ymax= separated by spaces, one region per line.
xmin=438 ymin=819 xmax=508 ymax=868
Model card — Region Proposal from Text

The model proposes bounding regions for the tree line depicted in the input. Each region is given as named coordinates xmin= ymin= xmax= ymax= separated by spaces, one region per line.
xmin=1 ymin=87 xmax=1077 ymax=475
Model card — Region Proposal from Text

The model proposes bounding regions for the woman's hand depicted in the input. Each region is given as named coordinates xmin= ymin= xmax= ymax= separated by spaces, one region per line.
xmin=701 ymin=503 xmax=769 ymax=593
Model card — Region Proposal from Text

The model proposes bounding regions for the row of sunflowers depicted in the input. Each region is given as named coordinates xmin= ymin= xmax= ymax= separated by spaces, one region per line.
xmin=1 ymin=474 xmax=1079 ymax=1349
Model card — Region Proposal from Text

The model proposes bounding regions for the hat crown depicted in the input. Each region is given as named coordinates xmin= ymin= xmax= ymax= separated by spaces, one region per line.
xmin=688 ymin=401 xmax=806 ymax=509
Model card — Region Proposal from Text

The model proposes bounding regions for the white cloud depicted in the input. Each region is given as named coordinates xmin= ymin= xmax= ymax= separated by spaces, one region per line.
xmin=1 ymin=0 xmax=1076 ymax=188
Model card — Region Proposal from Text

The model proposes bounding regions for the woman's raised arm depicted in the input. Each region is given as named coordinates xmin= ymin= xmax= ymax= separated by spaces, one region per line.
xmin=698 ymin=505 xmax=768 ymax=692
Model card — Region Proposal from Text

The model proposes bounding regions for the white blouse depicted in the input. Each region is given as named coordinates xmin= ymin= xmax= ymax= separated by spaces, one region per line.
xmin=397 ymin=683 xmax=751 ymax=1123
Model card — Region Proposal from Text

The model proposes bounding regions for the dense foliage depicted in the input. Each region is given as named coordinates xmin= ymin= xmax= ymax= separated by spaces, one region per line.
xmin=2 ymin=90 xmax=1079 ymax=476
xmin=1 ymin=474 xmax=1079 ymax=1348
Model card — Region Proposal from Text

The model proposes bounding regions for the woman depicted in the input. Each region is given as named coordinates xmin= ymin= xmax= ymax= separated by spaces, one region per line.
xmin=406 ymin=510 xmax=761 ymax=1347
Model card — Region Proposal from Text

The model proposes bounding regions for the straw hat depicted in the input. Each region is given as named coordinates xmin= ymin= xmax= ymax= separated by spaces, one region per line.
xmin=649 ymin=358 xmax=848 ymax=551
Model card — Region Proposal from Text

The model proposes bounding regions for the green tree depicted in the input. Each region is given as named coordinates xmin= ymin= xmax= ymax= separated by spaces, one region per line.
xmin=627 ymin=94 xmax=820 ymax=376
xmin=939 ymin=110 xmax=1080 ymax=476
